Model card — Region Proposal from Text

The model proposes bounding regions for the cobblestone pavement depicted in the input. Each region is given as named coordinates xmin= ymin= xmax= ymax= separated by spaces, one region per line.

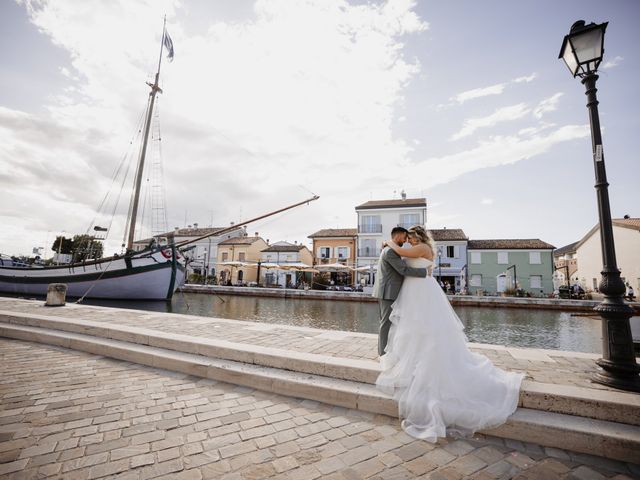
xmin=1 ymin=339 xmax=637 ymax=480
xmin=0 ymin=299 xmax=611 ymax=391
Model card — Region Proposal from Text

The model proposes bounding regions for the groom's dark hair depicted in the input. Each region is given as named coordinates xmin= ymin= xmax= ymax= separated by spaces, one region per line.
xmin=391 ymin=226 xmax=409 ymax=236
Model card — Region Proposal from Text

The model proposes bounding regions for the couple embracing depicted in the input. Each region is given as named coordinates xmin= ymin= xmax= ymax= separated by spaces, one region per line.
xmin=373 ymin=225 xmax=523 ymax=442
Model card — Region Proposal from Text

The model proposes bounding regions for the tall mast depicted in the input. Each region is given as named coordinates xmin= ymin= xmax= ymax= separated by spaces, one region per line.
xmin=125 ymin=17 xmax=167 ymax=251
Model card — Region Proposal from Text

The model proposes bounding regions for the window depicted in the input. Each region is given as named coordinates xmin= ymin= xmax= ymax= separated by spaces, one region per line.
xmin=470 ymin=274 xmax=482 ymax=287
xmin=593 ymin=278 xmax=598 ymax=290
xmin=471 ymin=252 xmax=481 ymax=264
xmin=336 ymin=247 xmax=349 ymax=259
xmin=360 ymin=215 xmax=381 ymax=233
xmin=446 ymin=246 xmax=454 ymax=258
xmin=359 ymin=239 xmax=377 ymax=257
xmin=497 ymin=251 xmax=508 ymax=264
xmin=399 ymin=213 xmax=420 ymax=228
xmin=319 ymin=247 xmax=331 ymax=259
xmin=529 ymin=252 xmax=541 ymax=264
xmin=238 ymin=252 xmax=246 ymax=262
xmin=530 ymin=275 xmax=542 ymax=289
xmin=221 ymin=252 xmax=228 ymax=261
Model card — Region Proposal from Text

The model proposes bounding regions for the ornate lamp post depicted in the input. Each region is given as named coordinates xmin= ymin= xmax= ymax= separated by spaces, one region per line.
xmin=559 ymin=20 xmax=640 ymax=392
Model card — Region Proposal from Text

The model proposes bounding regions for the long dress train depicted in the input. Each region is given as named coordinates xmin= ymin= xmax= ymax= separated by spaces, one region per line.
xmin=376 ymin=257 xmax=523 ymax=441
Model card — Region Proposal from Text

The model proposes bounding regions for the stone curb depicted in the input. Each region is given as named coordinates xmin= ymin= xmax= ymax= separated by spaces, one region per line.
xmin=1 ymin=310 xmax=638 ymax=428
xmin=1 ymin=322 xmax=639 ymax=464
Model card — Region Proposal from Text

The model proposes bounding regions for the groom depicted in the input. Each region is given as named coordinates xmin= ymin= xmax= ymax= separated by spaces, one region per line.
xmin=373 ymin=227 xmax=427 ymax=356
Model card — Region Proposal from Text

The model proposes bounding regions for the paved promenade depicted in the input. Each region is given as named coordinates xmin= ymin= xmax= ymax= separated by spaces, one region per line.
xmin=0 ymin=298 xmax=614 ymax=390
xmin=1 ymin=339 xmax=637 ymax=479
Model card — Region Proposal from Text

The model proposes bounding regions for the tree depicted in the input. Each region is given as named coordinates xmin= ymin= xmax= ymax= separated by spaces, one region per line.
xmin=51 ymin=236 xmax=73 ymax=255
xmin=50 ymin=235 xmax=104 ymax=262
xmin=70 ymin=235 xmax=104 ymax=261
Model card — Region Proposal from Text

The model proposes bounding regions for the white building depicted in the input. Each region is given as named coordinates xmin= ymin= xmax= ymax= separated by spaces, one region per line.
xmin=260 ymin=242 xmax=314 ymax=287
xmin=355 ymin=193 xmax=427 ymax=286
xmin=429 ymin=228 xmax=469 ymax=293
xmin=133 ymin=223 xmax=244 ymax=279
xmin=574 ymin=216 xmax=640 ymax=293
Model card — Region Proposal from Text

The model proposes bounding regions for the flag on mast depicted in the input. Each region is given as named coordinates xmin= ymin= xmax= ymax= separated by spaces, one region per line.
xmin=164 ymin=31 xmax=174 ymax=62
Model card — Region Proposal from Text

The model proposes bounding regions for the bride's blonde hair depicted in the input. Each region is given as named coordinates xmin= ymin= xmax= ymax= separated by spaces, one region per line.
xmin=409 ymin=225 xmax=435 ymax=254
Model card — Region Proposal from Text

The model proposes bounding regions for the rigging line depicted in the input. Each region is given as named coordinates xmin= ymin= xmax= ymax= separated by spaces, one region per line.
xmin=84 ymin=107 xmax=148 ymax=237
xmin=74 ymin=256 xmax=118 ymax=304
xmin=123 ymin=94 xmax=155 ymax=247
xmin=155 ymin=100 xmax=169 ymax=234
xmin=297 ymin=184 xmax=318 ymax=198
xmin=208 ymin=125 xmax=260 ymax=159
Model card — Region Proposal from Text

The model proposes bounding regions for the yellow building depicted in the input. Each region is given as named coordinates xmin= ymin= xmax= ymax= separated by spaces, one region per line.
xmin=308 ymin=228 xmax=357 ymax=285
xmin=217 ymin=235 xmax=269 ymax=285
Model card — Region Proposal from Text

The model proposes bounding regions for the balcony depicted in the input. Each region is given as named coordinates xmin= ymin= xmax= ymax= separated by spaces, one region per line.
xmin=358 ymin=224 xmax=383 ymax=234
xmin=358 ymin=248 xmax=380 ymax=258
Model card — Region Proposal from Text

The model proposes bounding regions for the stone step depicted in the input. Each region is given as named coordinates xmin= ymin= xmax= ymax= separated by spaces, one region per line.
xmin=1 ymin=310 xmax=639 ymax=427
xmin=1 ymin=322 xmax=639 ymax=464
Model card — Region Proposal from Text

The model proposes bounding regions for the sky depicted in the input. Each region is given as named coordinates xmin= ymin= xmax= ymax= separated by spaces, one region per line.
xmin=1 ymin=0 xmax=638 ymax=257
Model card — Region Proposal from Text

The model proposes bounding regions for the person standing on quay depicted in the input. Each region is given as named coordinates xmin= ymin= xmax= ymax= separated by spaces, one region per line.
xmin=372 ymin=227 xmax=427 ymax=356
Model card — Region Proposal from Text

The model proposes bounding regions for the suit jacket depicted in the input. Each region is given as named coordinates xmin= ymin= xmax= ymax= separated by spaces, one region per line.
xmin=372 ymin=247 xmax=427 ymax=300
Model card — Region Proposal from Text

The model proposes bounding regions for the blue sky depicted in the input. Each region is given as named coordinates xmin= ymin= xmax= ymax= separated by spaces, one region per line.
xmin=0 ymin=0 xmax=638 ymax=257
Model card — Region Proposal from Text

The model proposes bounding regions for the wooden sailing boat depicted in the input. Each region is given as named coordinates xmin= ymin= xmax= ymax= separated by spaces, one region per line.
xmin=0 ymin=21 xmax=318 ymax=300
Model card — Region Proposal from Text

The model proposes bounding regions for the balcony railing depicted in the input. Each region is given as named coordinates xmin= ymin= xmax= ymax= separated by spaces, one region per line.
xmin=358 ymin=224 xmax=383 ymax=234
xmin=397 ymin=222 xmax=420 ymax=229
xmin=358 ymin=248 xmax=380 ymax=257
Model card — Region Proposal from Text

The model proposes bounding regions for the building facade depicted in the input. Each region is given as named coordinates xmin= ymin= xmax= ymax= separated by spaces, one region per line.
xmin=429 ymin=228 xmax=468 ymax=293
xmin=133 ymin=224 xmax=244 ymax=279
xmin=355 ymin=194 xmax=427 ymax=286
xmin=217 ymin=235 xmax=269 ymax=286
xmin=467 ymin=239 xmax=555 ymax=296
xmin=553 ymin=241 xmax=579 ymax=288
xmin=260 ymin=242 xmax=314 ymax=287
xmin=573 ymin=217 xmax=640 ymax=293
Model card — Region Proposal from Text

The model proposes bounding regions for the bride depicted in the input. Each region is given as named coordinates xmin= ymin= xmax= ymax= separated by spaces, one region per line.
xmin=376 ymin=225 xmax=524 ymax=441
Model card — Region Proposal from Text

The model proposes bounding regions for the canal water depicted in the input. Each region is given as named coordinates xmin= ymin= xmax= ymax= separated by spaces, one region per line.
xmin=78 ymin=292 xmax=627 ymax=354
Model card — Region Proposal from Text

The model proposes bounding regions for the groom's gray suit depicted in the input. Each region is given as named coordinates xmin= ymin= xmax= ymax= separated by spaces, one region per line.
xmin=373 ymin=246 xmax=427 ymax=356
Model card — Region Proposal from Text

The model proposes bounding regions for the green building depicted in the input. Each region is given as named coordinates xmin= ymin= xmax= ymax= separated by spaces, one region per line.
xmin=467 ymin=239 xmax=555 ymax=296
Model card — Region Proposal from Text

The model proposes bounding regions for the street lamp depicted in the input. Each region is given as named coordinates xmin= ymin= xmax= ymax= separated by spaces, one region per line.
xmin=559 ymin=20 xmax=640 ymax=392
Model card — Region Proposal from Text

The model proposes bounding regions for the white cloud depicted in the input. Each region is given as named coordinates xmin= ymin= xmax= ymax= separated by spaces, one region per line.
xmin=513 ymin=73 xmax=537 ymax=83
xmin=533 ymin=92 xmax=563 ymax=119
xmin=447 ymin=72 xmax=537 ymax=107
xmin=601 ymin=55 xmax=623 ymax=70
xmin=408 ymin=124 xmax=590 ymax=188
xmin=451 ymin=83 xmax=506 ymax=105
xmin=450 ymin=103 xmax=530 ymax=141
xmin=2 ymin=0 xmax=428 ymax=255
xmin=481 ymin=198 xmax=493 ymax=205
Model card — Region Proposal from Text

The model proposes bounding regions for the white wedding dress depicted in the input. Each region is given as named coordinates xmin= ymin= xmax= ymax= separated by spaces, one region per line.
xmin=376 ymin=257 xmax=524 ymax=442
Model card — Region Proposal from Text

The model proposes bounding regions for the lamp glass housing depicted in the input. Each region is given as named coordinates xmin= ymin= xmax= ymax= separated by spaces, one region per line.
xmin=559 ymin=21 xmax=607 ymax=77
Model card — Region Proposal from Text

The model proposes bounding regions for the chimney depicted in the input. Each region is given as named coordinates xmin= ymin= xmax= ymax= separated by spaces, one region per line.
xmin=193 ymin=223 xmax=198 ymax=229
xmin=401 ymin=189 xmax=406 ymax=201
xmin=254 ymin=232 xmax=259 ymax=237
xmin=174 ymin=227 xmax=179 ymax=231
xmin=230 ymin=221 xmax=235 ymax=226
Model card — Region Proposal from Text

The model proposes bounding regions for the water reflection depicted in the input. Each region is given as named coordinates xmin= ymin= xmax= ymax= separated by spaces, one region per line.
xmin=74 ymin=293 xmax=626 ymax=354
